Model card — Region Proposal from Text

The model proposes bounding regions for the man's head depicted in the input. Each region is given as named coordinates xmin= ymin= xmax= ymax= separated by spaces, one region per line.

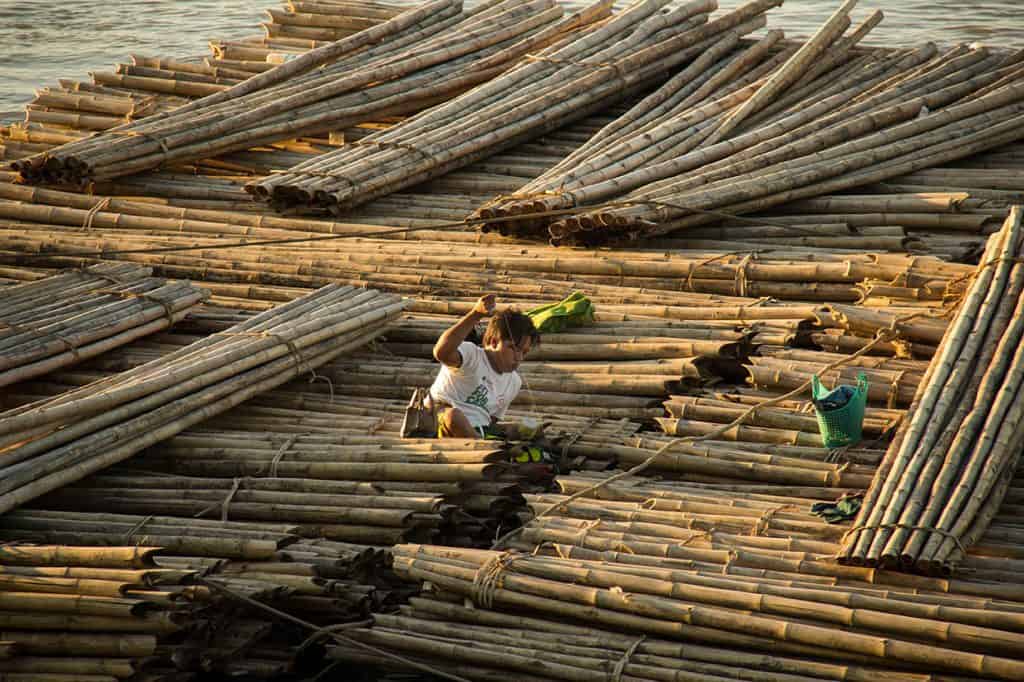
xmin=482 ymin=309 xmax=540 ymax=373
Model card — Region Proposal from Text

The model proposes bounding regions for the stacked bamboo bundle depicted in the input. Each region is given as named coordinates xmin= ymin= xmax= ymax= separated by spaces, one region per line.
xmin=0 ymin=544 xmax=187 ymax=681
xmin=839 ymin=206 xmax=1024 ymax=573
xmin=0 ymin=525 xmax=398 ymax=678
xmin=657 ymin=192 xmax=1011 ymax=261
xmin=329 ymin=592 xmax=1020 ymax=682
xmin=251 ymin=0 xmax=782 ymax=211
xmin=262 ymin=0 xmax=405 ymax=43
xmin=0 ymin=263 xmax=208 ymax=388
xmin=32 ymin=467 xmax=461 ymax=545
xmin=312 ymin=352 xmax=714 ymax=416
xmin=474 ymin=1 xmax=1024 ymax=245
xmin=327 ymin=467 xmax=1024 ymax=679
xmin=385 ymin=539 xmax=1024 ymax=680
xmin=745 ymin=347 xmax=929 ymax=409
xmin=564 ymin=421 xmax=875 ymax=487
xmin=661 ymin=392 xmax=899 ymax=448
xmin=14 ymin=0 xmax=602 ymax=185
xmin=0 ymin=285 xmax=406 ymax=514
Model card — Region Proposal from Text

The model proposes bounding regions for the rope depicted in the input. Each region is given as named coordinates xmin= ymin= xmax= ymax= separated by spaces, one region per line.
xmin=81 ymin=197 xmax=111 ymax=230
xmin=198 ymin=577 xmax=473 ymax=682
xmin=735 ymin=253 xmax=754 ymax=298
xmin=269 ymin=436 xmax=298 ymax=478
xmin=471 ymin=551 xmax=516 ymax=609
xmin=93 ymin=289 xmax=177 ymax=325
xmin=121 ymin=514 xmax=155 ymax=542
xmin=886 ymin=369 xmax=907 ymax=409
xmin=0 ymin=321 xmax=81 ymax=360
xmin=610 ymin=636 xmax=646 ymax=682
xmin=559 ymin=417 xmax=600 ymax=459
xmin=307 ymin=367 xmax=335 ymax=403
xmin=523 ymin=53 xmax=628 ymax=78
xmin=490 ymin=307 xmax=949 ymax=551
xmin=221 ymin=477 xmax=243 ymax=521
xmin=217 ymin=331 xmax=305 ymax=373
xmin=840 ymin=522 xmax=966 ymax=556
xmin=107 ymin=130 xmax=170 ymax=154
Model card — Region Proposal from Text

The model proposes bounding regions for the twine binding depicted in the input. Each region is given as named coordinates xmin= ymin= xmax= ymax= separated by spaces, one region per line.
xmin=122 ymin=514 xmax=155 ymax=542
xmin=610 ymin=636 xmax=646 ymax=682
xmin=0 ymin=321 xmax=81 ymax=361
xmin=82 ymin=197 xmax=111 ymax=230
xmin=269 ymin=435 xmax=299 ymax=478
xmin=471 ymin=552 xmax=516 ymax=609
xmin=841 ymin=522 xmax=966 ymax=555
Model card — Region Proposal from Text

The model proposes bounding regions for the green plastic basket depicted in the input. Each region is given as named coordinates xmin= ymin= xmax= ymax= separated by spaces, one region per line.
xmin=811 ymin=372 xmax=868 ymax=449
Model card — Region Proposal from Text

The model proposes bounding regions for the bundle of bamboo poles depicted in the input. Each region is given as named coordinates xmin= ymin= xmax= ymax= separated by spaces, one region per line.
xmin=0 ymin=263 xmax=208 ymax=388
xmin=14 ymin=0 xmax=602 ymax=185
xmin=387 ymin=539 xmax=1024 ymax=680
xmin=32 ymin=466 xmax=461 ymax=545
xmin=0 ymin=285 xmax=406 ymax=514
xmin=331 ymin=468 xmax=1024 ymax=678
xmin=564 ymin=420 xmax=875 ymax=487
xmin=0 ymin=527 xmax=399 ymax=678
xmin=251 ymin=0 xmax=782 ymax=211
xmin=7 ymin=361 xmax=625 ymax=547
xmin=0 ymin=544 xmax=185 ymax=681
xmin=330 ymin=591 xmax=1021 ymax=682
xmin=839 ymin=206 xmax=1024 ymax=574
xmin=474 ymin=0 xmax=1024 ymax=245
xmin=262 ymin=0 xmax=405 ymax=43
xmin=661 ymin=393 xmax=898 ymax=448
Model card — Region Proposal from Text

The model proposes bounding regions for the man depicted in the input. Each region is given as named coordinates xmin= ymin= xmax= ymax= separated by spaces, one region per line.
xmin=429 ymin=294 xmax=540 ymax=439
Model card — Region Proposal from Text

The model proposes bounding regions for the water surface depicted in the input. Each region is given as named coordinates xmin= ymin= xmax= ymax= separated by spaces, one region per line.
xmin=0 ymin=0 xmax=1020 ymax=115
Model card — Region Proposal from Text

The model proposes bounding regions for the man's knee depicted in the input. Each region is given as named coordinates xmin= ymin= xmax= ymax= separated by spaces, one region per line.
xmin=437 ymin=407 xmax=475 ymax=438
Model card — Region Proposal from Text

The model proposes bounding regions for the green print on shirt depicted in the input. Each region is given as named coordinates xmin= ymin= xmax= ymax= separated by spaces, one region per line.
xmin=466 ymin=383 xmax=489 ymax=411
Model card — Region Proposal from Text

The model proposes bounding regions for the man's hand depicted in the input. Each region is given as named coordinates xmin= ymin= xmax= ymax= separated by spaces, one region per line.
xmin=473 ymin=294 xmax=497 ymax=317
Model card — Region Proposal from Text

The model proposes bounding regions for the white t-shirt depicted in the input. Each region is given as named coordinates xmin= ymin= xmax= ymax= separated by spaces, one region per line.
xmin=429 ymin=341 xmax=521 ymax=428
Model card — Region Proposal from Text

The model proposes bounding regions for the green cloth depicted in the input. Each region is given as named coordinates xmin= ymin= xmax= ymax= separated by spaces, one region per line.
xmin=810 ymin=493 xmax=863 ymax=524
xmin=526 ymin=291 xmax=595 ymax=334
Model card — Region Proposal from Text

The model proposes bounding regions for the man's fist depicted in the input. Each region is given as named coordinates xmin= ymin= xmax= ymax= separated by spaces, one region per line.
xmin=473 ymin=294 xmax=496 ymax=316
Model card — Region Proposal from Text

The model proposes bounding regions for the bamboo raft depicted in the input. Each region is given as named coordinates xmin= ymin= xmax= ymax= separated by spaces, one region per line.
xmin=474 ymin=1 xmax=1024 ymax=245
xmin=250 ymin=0 xmax=780 ymax=210
xmin=0 ymin=285 xmax=406 ymax=514
xmin=2 ymin=0 xmax=1024 ymax=679
xmin=0 ymin=263 xmax=207 ymax=387
xmin=839 ymin=207 xmax=1024 ymax=574
xmin=12 ymin=0 xmax=608 ymax=186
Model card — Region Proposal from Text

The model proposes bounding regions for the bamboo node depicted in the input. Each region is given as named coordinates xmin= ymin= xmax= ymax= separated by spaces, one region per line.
xmin=610 ymin=636 xmax=646 ymax=682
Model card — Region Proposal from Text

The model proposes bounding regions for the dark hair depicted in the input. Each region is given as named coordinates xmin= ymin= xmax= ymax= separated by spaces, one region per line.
xmin=482 ymin=309 xmax=540 ymax=348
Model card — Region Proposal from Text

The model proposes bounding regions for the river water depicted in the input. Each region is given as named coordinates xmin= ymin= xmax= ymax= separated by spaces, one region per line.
xmin=0 ymin=0 xmax=1021 ymax=115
